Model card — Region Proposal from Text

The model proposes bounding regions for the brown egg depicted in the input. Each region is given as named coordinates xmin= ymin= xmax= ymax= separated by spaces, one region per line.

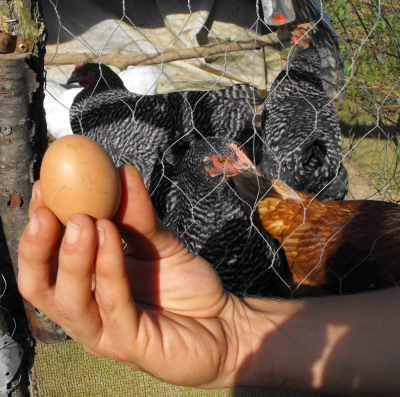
xmin=40 ymin=135 xmax=122 ymax=226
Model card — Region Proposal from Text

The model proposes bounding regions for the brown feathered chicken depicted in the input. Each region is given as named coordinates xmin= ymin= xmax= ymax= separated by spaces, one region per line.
xmin=233 ymin=171 xmax=400 ymax=297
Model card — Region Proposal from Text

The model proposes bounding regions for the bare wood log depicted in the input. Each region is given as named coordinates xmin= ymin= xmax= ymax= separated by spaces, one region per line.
xmin=1 ymin=1 xmax=66 ymax=347
xmin=44 ymin=28 xmax=293 ymax=68
xmin=0 ymin=53 xmax=67 ymax=344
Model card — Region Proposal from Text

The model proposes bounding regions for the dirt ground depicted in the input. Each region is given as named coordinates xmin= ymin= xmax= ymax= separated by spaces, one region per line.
xmin=344 ymin=159 xmax=386 ymax=201
xmin=344 ymin=157 xmax=399 ymax=203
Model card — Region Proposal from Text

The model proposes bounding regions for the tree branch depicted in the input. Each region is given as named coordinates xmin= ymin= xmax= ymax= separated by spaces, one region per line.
xmin=44 ymin=28 xmax=295 ymax=69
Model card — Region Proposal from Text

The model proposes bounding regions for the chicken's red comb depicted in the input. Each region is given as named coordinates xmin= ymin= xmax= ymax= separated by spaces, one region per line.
xmin=75 ymin=61 xmax=85 ymax=70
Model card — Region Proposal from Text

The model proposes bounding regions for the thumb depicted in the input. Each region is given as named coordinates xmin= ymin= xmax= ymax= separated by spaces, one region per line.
xmin=115 ymin=165 xmax=182 ymax=258
xmin=115 ymin=165 xmax=158 ymax=236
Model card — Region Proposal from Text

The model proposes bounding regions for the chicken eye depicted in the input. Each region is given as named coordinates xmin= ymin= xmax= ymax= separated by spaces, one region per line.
xmin=217 ymin=157 xmax=227 ymax=165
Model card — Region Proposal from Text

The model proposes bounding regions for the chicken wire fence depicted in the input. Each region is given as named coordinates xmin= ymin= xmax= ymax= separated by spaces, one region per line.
xmin=0 ymin=0 xmax=398 ymax=395
xmin=37 ymin=0 xmax=400 ymax=299
xmin=2 ymin=0 xmax=399 ymax=308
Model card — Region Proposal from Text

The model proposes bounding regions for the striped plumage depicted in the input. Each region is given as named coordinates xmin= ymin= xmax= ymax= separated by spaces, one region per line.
xmin=149 ymin=147 xmax=181 ymax=221
xmin=292 ymin=0 xmax=345 ymax=98
xmin=233 ymin=171 xmax=400 ymax=297
xmin=68 ymin=62 xmax=261 ymax=187
xmin=161 ymin=138 xmax=285 ymax=297
xmin=259 ymin=28 xmax=348 ymax=201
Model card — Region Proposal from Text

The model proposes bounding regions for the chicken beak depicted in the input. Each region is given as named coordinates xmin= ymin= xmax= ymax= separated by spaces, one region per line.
xmin=227 ymin=143 xmax=261 ymax=175
xmin=67 ymin=72 xmax=78 ymax=85
xmin=245 ymin=162 xmax=261 ymax=175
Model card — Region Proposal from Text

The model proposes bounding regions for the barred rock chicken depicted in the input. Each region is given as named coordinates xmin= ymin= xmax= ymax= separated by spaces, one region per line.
xmin=293 ymin=0 xmax=345 ymax=98
xmin=68 ymin=62 xmax=261 ymax=187
xmin=260 ymin=26 xmax=348 ymax=201
xmin=233 ymin=171 xmax=400 ymax=298
xmin=161 ymin=138 xmax=285 ymax=297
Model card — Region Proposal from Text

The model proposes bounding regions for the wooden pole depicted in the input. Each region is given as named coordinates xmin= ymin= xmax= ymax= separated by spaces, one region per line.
xmin=1 ymin=0 xmax=67 ymax=346
xmin=0 ymin=53 xmax=68 ymax=344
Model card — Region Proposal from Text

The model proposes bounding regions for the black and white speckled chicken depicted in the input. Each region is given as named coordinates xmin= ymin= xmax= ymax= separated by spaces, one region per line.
xmin=259 ymin=26 xmax=348 ymax=201
xmin=68 ymin=62 xmax=261 ymax=187
xmin=292 ymin=0 xmax=345 ymax=98
xmin=160 ymin=137 xmax=285 ymax=297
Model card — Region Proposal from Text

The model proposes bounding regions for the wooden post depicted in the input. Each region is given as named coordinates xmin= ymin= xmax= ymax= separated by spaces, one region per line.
xmin=0 ymin=52 xmax=67 ymax=344
xmin=1 ymin=0 xmax=67 ymax=345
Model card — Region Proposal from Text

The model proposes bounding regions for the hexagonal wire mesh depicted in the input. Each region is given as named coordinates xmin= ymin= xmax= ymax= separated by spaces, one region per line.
xmin=41 ymin=0 xmax=400 ymax=299
xmin=0 ymin=1 xmax=397 ymax=395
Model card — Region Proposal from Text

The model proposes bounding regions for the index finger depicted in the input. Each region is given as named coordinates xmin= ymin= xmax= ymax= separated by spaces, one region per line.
xmin=18 ymin=206 xmax=61 ymax=310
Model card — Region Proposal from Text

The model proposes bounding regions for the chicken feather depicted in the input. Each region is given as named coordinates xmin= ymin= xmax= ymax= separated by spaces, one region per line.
xmin=233 ymin=171 xmax=400 ymax=297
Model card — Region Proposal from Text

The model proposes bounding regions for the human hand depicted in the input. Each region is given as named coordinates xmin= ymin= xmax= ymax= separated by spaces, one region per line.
xmin=17 ymin=165 xmax=249 ymax=388
xmin=20 ymin=164 xmax=399 ymax=396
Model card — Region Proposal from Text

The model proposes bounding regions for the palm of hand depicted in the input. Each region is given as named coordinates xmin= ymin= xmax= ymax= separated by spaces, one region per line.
xmin=120 ymin=243 xmax=235 ymax=387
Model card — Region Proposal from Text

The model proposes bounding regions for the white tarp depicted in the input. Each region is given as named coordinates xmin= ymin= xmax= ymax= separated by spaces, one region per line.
xmin=42 ymin=0 xmax=288 ymax=92
xmin=41 ymin=0 xmax=343 ymax=139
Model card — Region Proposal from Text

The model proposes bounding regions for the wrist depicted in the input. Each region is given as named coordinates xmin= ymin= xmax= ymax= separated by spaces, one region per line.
xmin=225 ymin=296 xmax=305 ymax=390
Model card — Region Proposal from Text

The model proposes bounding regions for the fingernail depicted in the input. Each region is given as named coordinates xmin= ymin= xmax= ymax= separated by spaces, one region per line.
xmin=65 ymin=220 xmax=82 ymax=245
xmin=28 ymin=212 xmax=40 ymax=236
xmin=97 ymin=227 xmax=105 ymax=246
